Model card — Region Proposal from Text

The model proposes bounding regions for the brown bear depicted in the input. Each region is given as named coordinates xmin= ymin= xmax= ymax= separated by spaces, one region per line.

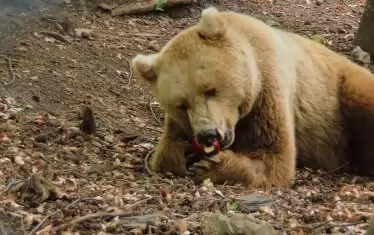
xmin=131 ymin=7 xmax=374 ymax=187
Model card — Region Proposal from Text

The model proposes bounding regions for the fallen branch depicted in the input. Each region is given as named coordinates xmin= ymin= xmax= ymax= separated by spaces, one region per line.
xmin=319 ymin=220 xmax=367 ymax=231
xmin=65 ymin=197 xmax=103 ymax=210
xmin=0 ymin=57 xmax=16 ymax=87
xmin=28 ymin=212 xmax=57 ymax=235
xmin=111 ymin=0 xmax=194 ymax=16
xmin=39 ymin=31 xmax=72 ymax=44
xmin=52 ymin=211 xmax=137 ymax=232
xmin=0 ymin=179 xmax=28 ymax=197
xmin=291 ymin=220 xmax=367 ymax=233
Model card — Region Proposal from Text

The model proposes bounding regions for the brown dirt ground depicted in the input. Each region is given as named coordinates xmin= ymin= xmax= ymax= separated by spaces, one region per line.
xmin=0 ymin=0 xmax=374 ymax=234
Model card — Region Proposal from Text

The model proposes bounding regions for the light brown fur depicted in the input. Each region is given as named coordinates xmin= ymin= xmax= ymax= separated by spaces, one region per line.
xmin=131 ymin=7 xmax=374 ymax=188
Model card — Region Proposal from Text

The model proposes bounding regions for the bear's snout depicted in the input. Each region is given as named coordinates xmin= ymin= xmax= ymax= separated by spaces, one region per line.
xmin=196 ymin=128 xmax=222 ymax=147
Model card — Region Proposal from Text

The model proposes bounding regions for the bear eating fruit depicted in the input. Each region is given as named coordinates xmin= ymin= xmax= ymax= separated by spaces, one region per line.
xmin=131 ymin=7 xmax=374 ymax=187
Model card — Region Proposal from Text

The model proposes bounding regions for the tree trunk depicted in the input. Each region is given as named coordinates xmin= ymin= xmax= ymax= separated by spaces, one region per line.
xmin=354 ymin=0 xmax=374 ymax=57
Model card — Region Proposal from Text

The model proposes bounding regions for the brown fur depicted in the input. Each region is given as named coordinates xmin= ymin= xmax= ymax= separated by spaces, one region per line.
xmin=131 ymin=7 xmax=374 ymax=188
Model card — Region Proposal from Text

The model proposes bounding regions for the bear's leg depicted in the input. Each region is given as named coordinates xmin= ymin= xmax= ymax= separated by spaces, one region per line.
xmin=188 ymin=148 xmax=296 ymax=187
xmin=340 ymin=65 xmax=374 ymax=176
xmin=149 ymin=116 xmax=189 ymax=176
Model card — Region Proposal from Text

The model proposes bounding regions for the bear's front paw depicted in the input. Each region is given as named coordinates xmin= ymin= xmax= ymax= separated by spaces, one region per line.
xmin=187 ymin=152 xmax=223 ymax=182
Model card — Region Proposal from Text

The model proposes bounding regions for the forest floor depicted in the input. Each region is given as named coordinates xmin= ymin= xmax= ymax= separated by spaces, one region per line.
xmin=0 ymin=0 xmax=373 ymax=234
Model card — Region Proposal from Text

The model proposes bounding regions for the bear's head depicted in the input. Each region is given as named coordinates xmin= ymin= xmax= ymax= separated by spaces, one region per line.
xmin=132 ymin=7 xmax=260 ymax=149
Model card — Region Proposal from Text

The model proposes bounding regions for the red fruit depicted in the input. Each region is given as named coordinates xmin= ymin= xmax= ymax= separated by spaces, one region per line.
xmin=211 ymin=139 xmax=221 ymax=153
xmin=191 ymin=137 xmax=220 ymax=154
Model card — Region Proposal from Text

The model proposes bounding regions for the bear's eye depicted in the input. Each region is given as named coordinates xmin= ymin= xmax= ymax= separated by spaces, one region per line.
xmin=177 ymin=104 xmax=188 ymax=111
xmin=204 ymin=88 xmax=217 ymax=98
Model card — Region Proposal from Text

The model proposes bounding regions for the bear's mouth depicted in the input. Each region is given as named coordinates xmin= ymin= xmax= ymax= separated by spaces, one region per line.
xmin=190 ymin=129 xmax=234 ymax=154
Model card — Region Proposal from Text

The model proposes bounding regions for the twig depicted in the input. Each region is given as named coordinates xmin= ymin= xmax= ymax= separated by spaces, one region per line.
xmin=126 ymin=33 xmax=163 ymax=38
xmin=301 ymin=161 xmax=349 ymax=181
xmin=52 ymin=211 xmax=136 ymax=232
xmin=320 ymin=220 xmax=367 ymax=231
xmin=319 ymin=161 xmax=349 ymax=177
xmin=144 ymin=125 xmax=163 ymax=133
xmin=0 ymin=179 xmax=28 ymax=197
xmin=39 ymin=31 xmax=72 ymax=44
xmin=292 ymin=220 xmax=367 ymax=233
xmin=92 ymin=141 xmax=118 ymax=153
xmin=124 ymin=58 xmax=133 ymax=87
xmin=21 ymin=216 xmax=26 ymax=235
xmin=0 ymin=57 xmax=16 ymax=87
xmin=125 ymin=197 xmax=154 ymax=209
xmin=65 ymin=197 xmax=103 ymax=210
xmin=70 ymin=171 xmax=92 ymax=181
xmin=149 ymin=98 xmax=163 ymax=126
xmin=144 ymin=149 xmax=174 ymax=185
xmin=28 ymin=212 xmax=57 ymax=235
xmin=118 ymin=213 xmax=160 ymax=225
xmin=86 ymin=134 xmax=113 ymax=148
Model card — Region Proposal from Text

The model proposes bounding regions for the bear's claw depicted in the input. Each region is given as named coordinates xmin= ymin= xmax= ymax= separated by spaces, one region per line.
xmin=187 ymin=155 xmax=220 ymax=177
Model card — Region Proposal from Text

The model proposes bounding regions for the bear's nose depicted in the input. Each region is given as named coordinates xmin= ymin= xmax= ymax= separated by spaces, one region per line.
xmin=196 ymin=128 xmax=222 ymax=146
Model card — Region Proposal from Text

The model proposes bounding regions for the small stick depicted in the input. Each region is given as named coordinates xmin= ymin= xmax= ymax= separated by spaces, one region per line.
xmin=319 ymin=220 xmax=367 ymax=231
xmin=92 ymin=141 xmax=118 ymax=153
xmin=21 ymin=216 xmax=26 ymax=235
xmin=52 ymin=211 xmax=136 ymax=232
xmin=126 ymin=197 xmax=154 ymax=208
xmin=149 ymin=98 xmax=163 ymax=126
xmin=65 ymin=197 xmax=103 ymax=209
xmin=144 ymin=126 xmax=163 ymax=133
xmin=121 ymin=58 xmax=133 ymax=87
xmin=144 ymin=149 xmax=173 ymax=185
xmin=39 ymin=31 xmax=72 ymax=44
xmin=0 ymin=179 xmax=27 ymax=197
xmin=28 ymin=212 xmax=57 ymax=235
xmin=0 ymin=57 xmax=16 ymax=87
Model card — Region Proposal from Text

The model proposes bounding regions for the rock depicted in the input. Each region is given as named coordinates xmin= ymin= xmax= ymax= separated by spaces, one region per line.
xmin=148 ymin=41 xmax=161 ymax=52
xmin=68 ymin=127 xmax=81 ymax=139
xmin=352 ymin=46 xmax=371 ymax=65
xmin=337 ymin=27 xmax=347 ymax=34
xmin=63 ymin=146 xmax=78 ymax=153
xmin=234 ymin=195 xmax=275 ymax=212
xmin=30 ymin=76 xmax=39 ymax=81
xmin=104 ymin=135 xmax=114 ymax=143
xmin=74 ymin=28 xmax=93 ymax=39
xmin=14 ymin=155 xmax=25 ymax=165
xmin=7 ymin=108 xmax=23 ymax=119
xmin=201 ymin=213 xmax=280 ymax=235
xmin=343 ymin=33 xmax=354 ymax=41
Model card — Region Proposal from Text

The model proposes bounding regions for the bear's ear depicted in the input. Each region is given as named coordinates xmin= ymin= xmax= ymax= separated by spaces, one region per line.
xmin=131 ymin=54 xmax=158 ymax=83
xmin=197 ymin=7 xmax=226 ymax=40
